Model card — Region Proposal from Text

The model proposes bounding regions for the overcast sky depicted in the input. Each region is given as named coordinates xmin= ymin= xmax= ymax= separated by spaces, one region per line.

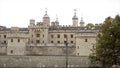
xmin=0 ymin=0 xmax=120 ymax=27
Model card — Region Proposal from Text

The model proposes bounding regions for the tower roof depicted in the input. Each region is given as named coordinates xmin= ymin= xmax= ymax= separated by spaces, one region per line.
xmin=55 ymin=14 xmax=59 ymax=22
xmin=43 ymin=8 xmax=49 ymax=18
xmin=72 ymin=9 xmax=78 ymax=20
xmin=80 ymin=17 xmax=84 ymax=24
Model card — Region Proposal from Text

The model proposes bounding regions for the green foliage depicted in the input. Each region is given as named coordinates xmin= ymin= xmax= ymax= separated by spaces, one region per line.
xmin=86 ymin=23 xmax=94 ymax=28
xmin=89 ymin=15 xmax=120 ymax=68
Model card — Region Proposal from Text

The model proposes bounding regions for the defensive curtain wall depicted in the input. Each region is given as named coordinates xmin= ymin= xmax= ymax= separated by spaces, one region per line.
xmin=0 ymin=56 xmax=89 ymax=68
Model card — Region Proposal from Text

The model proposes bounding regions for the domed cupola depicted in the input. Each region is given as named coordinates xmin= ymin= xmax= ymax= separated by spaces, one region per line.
xmin=72 ymin=9 xmax=78 ymax=27
xmin=80 ymin=17 xmax=85 ymax=27
xmin=72 ymin=9 xmax=78 ymax=20
xmin=43 ymin=8 xmax=50 ymax=26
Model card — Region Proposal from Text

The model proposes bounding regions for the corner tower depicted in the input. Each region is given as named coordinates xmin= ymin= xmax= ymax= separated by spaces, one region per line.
xmin=72 ymin=9 xmax=78 ymax=27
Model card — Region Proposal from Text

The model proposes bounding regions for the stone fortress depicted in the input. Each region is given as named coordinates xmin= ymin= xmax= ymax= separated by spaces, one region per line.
xmin=0 ymin=9 xmax=100 ymax=56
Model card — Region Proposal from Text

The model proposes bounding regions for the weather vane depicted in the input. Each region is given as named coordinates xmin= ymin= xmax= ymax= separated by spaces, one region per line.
xmin=74 ymin=9 xmax=77 ymax=15
xmin=45 ymin=8 xmax=47 ymax=14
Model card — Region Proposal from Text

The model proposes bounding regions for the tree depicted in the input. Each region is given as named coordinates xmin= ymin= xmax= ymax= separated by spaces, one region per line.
xmin=89 ymin=15 xmax=120 ymax=68
xmin=86 ymin=23 xmax=94 ymax=28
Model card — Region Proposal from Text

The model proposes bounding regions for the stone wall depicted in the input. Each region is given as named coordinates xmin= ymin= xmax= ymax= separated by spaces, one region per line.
xmin=26 ymin=46 xmax=76 ymax=56
xmin=0 ymin=46 xmax=6 ymax=55
xmin=0 ymin=56 xmax=90 ymax=67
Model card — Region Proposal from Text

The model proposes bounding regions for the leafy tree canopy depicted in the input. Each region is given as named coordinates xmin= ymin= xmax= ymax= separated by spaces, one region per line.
xmin=89 ymin=15 xmax=120 ymax=68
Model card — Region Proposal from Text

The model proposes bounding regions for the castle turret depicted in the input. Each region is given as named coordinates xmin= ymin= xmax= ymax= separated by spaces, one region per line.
xmin=43 ymin=8 xmax=50 ymax=27
xmin=55 ymin=15 xmax=59 ymax=26
xmin=51 ymin=15 xmax=59 ymax=27
xmin=72 ymin=9 xmax=78 ymax=27
xmin=29 ymin=19 xmax=35 ymax=26
xmin=79 ymin=17 xmax=85 ymax=27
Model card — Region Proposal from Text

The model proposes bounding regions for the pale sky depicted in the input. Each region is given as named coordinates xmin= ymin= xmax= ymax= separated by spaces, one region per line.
xmin=0 ymin=0 xmax=120 ymax=28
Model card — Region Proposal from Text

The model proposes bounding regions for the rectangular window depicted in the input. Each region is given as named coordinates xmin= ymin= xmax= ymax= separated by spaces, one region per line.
xmin=4 ymin=41 xmax=6 ymax=44
xmin=36 ymin=40 xmax=40 ymax=44
xmin=57 ymin=41 xmax=60 ymax=43
xmin=4 ymin=35 xmax=6 ymax=38
xmin=64 ymin=41 xmax=66 ymax=44
xmin=71 ymin=41 xmax=73 ymax=44
xmin=11 ymin=39 xmax=13 ymax=42
xmin=71 ymin=34 xmax=73 ymax=38
xmin=64 ymin=34 xmax=67 ymax=38
xmin=43 ymin=41 xmax=44 ymax=43
xmin=36 ymin=34 xmax=40 ymax=37
xmin=18 ymin=39 xmax=20 ymax=42
xmin=57 ymin=34 xmax=60 ymax=38
xmin=51 ymin=35 xmax=54 ymax=38
xmin=11 ymin=50 xmax=13 ymax=54
xmin=77 ymin=53 xmax=79 ymax=55
xmin=85 ymin=39 xmax=88 ymax=42
xmin=43 ymin=35 xmax=44 ymax=38
xmin=51 ymin=41 xmax=53 ymax=43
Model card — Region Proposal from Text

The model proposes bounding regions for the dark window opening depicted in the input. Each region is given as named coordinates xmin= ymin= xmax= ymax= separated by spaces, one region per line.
xmin=64 ymin=41 xmax=66 ymax=44
xmin=4 ymin=35 xmax=6 ymax=38
xmin=71 ymin=34 xmax=73 ymax=38
xmin=51 ymin=35 xmax=54 ymax=38
xmin=71 ymin=41 xmax=73 ymax=44
xmin=57 ymin=41 xmax=60 ymax=43
xmin=64 ymin=34 xmax=67 ymax=38
xmin=85 ymin=39 xmax=88 ymax=42
xmin=36 ymin=34 xmax=40 ymax=37
xmin=77 ymin=53 xmax=79 ymax=55
xmin=11 ymin=50 xmax=13 ymax=54
xmin=57 ymin=35 xmax=60 ymax=38
xmin=51 ymin=41 xmax=53 ymax=43
xmin=36 ymin=40 xmax=40 ymax=44
xmin=4 ymin=41 xmax=6 ymax=44
xmin=18 ymin=39 xmax=20 ymax=42
xmin=11 ymin=39 xmax=13 ymax=42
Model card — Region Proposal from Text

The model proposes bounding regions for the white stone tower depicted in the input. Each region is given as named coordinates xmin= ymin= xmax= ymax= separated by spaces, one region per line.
xmin=43 ymin=8 xmax=50 ymax=27
xmin=72 ymin=9 xmax=78 ymax=27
